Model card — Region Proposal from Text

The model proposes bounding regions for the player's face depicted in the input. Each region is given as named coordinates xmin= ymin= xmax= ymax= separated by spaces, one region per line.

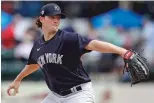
xmin=41 ymin=15 xmax=61 ymax=32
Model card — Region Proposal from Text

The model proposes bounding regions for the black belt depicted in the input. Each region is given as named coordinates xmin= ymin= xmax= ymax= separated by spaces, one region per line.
xmin=58 ymin=86 xmax=82 ymax=96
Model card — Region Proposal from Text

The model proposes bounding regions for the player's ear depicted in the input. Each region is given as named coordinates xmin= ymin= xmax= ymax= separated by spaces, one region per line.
xmin=39 ymin=16 xmax=44 ymax=23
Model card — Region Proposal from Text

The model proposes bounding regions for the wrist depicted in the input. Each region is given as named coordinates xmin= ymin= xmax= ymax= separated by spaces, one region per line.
xmin=119 ymin=48 xmax=128 ymax=58
xmin=123 ymin=50 xmax=133 ymax=60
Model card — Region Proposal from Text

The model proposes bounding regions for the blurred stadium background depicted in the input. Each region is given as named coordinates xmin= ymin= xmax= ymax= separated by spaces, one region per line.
xmin=1 ymin=1 xmax=154 ymax=103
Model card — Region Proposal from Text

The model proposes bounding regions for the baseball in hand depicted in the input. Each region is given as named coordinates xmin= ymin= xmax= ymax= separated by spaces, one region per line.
xmin=9 ymin=89 xmax=16 ymax=96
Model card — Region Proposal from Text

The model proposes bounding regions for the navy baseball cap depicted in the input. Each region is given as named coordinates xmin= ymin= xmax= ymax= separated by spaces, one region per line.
xmin=40 ymin=3 xmax=66 ymax=18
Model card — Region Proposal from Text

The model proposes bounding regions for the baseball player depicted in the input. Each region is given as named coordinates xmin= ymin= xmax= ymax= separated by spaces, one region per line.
xmin=6 ymin=3 xmax=139 ymax=103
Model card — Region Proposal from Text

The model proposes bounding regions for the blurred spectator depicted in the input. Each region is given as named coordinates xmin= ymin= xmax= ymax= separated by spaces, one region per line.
xmin=2 ymin=11 xmax=16 ymax=49
xmin=82 ymin=21 xmax=102 ymax=73
xmin=14 ymin=27 xmax=39 ymax=62
xmin=13 ymin=14 xmax=34 ymax=42
xmin=2 ymin=23 xmax=16 ymax=49
xmin=142 ymin=17 xmax=154 ymax=65
xmin=95 ymin=25 xmax=125 ymax=72
xmin=116 ymin=26 xmax=132 ymax=49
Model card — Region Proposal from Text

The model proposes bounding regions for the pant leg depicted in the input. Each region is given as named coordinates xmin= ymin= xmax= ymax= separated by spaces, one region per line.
xmin=63 ymin=89 xmax=95 ymax=103
xmin=40 ymin=92 xmax=60 ymax=103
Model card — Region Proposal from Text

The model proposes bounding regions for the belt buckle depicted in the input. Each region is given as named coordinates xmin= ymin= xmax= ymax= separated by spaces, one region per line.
xmin=71 ymin=87 xmax=77 ymax=93
xmin=59 ymin=86 xmax=82 ymax=96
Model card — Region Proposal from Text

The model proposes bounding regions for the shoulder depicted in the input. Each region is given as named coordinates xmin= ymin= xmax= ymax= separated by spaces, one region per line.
xmin=59 ymin=29 xmax=79 ymax=44
xmin=58 ymin=29 xmax=78 ymax=42
xmin=60 ymin=29 xmax=77 ymax=36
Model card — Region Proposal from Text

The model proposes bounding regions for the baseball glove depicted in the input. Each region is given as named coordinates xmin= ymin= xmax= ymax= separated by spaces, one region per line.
xmin=123 ymin=50 xmax=150 ymax=86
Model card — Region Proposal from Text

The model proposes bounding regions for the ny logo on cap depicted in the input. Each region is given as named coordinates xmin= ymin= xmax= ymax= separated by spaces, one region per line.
xmin=54 ymin=5 xmax=60 ymax=11
xmin=41 ymin=10 xmax=44 ymax=15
